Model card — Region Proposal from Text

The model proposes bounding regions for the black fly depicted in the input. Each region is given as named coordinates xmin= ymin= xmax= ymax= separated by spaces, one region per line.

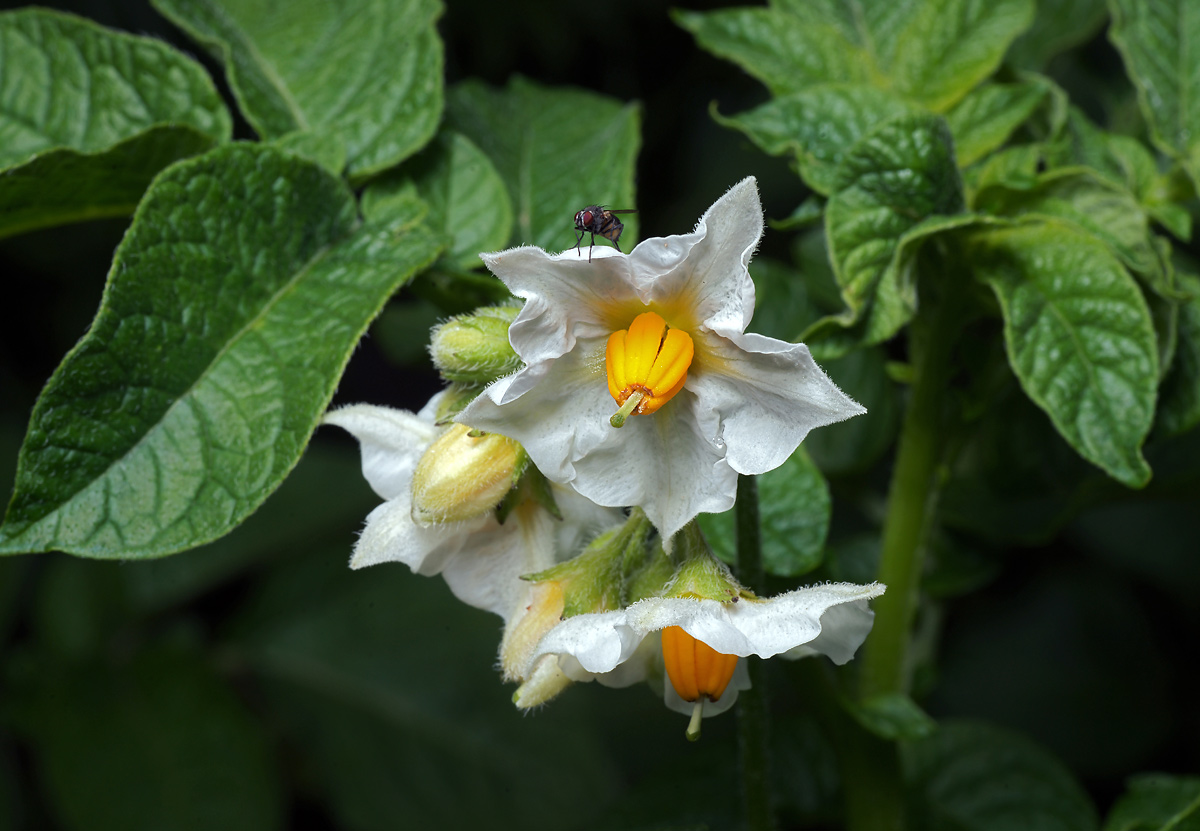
xmin=572 ymin=206 xmax=636 ymax=262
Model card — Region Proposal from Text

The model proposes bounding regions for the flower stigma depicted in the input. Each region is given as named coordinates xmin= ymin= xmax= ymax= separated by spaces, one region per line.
xmin=661 ymin=624 xmax=739 ymax=741
xmin=606 ymin=312 xmax=695 ymax=428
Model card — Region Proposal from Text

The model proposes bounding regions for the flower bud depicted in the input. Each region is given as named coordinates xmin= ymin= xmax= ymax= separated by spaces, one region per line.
xmin=429 ymin=305 xmax=522 ymax=384
xmin=410 ymin=423 xmax=525 ymax=525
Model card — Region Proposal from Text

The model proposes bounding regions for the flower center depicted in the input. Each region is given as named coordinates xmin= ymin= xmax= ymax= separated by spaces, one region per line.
xmin=605 ymin=312 xmax=695 ymax=428
xmin=661 ymin=624 xmax=738 ymax=740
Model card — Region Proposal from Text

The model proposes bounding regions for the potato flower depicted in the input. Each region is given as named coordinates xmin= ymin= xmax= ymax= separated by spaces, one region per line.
xmin=322 ymin=400 xmax=622 ymax=690
xmin=458 ymin=177 xmax=864 ymax=537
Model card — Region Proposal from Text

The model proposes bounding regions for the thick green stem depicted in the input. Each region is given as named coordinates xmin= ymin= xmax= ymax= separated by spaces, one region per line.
xmin=735 ymin=474 xmax=774 ymax=831
xmin=859 ymin=296 xmax=958 ymax=701
xmin=840 ymin=284 xmax=960 ymax=831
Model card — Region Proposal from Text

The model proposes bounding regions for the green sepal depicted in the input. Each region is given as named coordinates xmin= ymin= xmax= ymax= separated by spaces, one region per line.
xmin=664 ymin=522 xmax=749 ymax=603
xmin=523 ymin=510 xmax=653 ymax=618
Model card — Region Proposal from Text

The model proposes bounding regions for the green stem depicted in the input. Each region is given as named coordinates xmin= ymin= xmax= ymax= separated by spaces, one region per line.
xmin=841 ymin=282 xmax=960 ymax=831
xmin=859 ymin=293 xmax=958 ymax=701
xmin=735 ymin=474 xmax=775 ymax=831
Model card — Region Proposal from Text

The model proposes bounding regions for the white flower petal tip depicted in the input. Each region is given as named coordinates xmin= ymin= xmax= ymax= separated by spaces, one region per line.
xmin=526 ymin=581 xmax=886 ymax=688
xmin=458 ymin=177 xmax=864 ymax=538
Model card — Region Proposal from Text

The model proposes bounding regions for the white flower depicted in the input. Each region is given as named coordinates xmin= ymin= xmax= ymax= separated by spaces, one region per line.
xmin=321 ymin=401 xmax=621 ymax=622
xmin=458 ymin=177 xmax=865 ymax=538
xmin=525 ymin=582 xmax=885 ymax=721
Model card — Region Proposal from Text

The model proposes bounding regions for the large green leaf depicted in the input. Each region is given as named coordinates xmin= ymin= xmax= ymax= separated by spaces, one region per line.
xmin=715 ymin=84 xmax=919 ymax=196
xmin=905 ymin=721 xmax=1099 ymax=831
xmin=672 ymin=7 xmax=870 ymax=96
xmin=890 ymin=0 xmax=1035 ymax=112
xmin=1105 ymin=775 xmax=1200 ymax=831
xmin=0 ymin=9 xmax=230 ymax=238
xmin=0 ymin=144 xmax=442 ymax=559
xmin=1109 ymin=0 xmax=1200 ymax=185
xmin=8 ymin=646 xmax=282 ymax=831
xmin=151 ymin=0 xmax=443 ymax=180
xmin=821 ymin=114 xmax=965 ymax=344
xmin=445 ymin=77 xmax=640 ymax=252
xmin=699 ymin=448 xmax=831 ymax=577
xmin=976 ymin=168 xmax=1168 ymax=290
xmin=945 ymin=81 xmax=1049 ymax=167
xmin=970 ymin=221 xmax=1157 ymax=486
xmin=362 ymin=130 xmax=513 ymax=270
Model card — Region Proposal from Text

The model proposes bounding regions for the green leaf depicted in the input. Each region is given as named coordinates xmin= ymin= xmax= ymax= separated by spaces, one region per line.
xmin=1008 ymin=0 xmax=1109 ymax=70
xmin=363 ymin=130 xmax=513 ymax=270
xmin=268 ymin=130 xmax=347 ymax=176
xmin=846 ymin=692 xmax=936 ymax=741
xmin=0 ymin=9 xmax=230 ymax=238
xmin=890 ymin=0 xmax=1035 ymax=112
xmin=971 ymin=144 xmax=1045 ymax=195
xmin=0 ymin=144 xmax=442 ymax=559
xmin=821 ymin=114 xmax=965 ymax=344
xmin=715 ymin=84 xmax=919 ymax=196
xmin=445 ymin=76 xmax=640 ymax=252
xmin=946 ymin=81 xmax=1049 ymax=167
xmin=673 ymin=7 xmax=870 ymax=96
xmin=1108 ymin=0 xmax=1200 ymax=185
xmin=9 ymin=646 xmax=282 ymax=831
xmin=905 ymin=721 xmax=1099 ymax=831
xmin=1157 ymin=272 xmax=1200 ymax=436
xmin=1105 ymin=775 xmax=1200 ymax=831
xmin=976 ymin=169 xmax=1168 ymax=290
xmin=699 ymin=448 xmax=830 ymax=577
xmin=151 ymin=0 xmax=443 ymax=180
xmin=970 ymin=220 xmax=1157 ymax=487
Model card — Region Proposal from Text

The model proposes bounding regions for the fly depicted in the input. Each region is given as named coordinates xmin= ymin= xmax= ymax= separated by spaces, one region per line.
xmin=572 ymin=206 xmax=636 ymax=262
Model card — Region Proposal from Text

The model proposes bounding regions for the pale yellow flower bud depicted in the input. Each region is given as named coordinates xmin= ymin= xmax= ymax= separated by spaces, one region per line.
xmin=410 ymin=423 xmax=524 ymax=525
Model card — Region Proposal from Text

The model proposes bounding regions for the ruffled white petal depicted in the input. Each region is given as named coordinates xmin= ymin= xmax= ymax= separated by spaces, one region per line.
xmin=322 ymin=404 xmax=438 ymax=500
xmin=632 ymin=176 xmax=761 ymax=334
xmin=529 ymin=581 xmax=885 ymax=680
xmin=687 ymin=329 xmax=866 ymax=475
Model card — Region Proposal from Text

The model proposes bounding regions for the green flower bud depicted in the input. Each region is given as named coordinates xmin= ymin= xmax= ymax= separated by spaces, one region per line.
xmin=429 ymin=304 xmax=522 ymax=384
xmin=410 ymin=424 xmax=525 ymax=525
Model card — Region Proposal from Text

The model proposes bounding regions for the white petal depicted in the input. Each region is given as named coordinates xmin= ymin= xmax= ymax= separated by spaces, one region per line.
xmin=529 ymin=608 xmax=646 ymax=680
xmin=440 ymin=503 xmax=557 ymax=619
xmin=352 ymin=494 xmax=481 ymax=573
xmin=528 ymin=582 xmax=885 ymax=683
xmin=322 ymin=404 xmax=438 ymax=500
xmin=689 ymin=329 xmax=866 ymax=475
xmin=631 ymin=176 xmax=761 ymax=333
xmin=481 ymin=246 xmax=636 ymax=366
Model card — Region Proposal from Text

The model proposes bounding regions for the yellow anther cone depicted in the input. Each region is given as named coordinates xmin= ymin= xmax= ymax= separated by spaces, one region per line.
xmin=605 ymin=312 xmax=694 ymax=424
